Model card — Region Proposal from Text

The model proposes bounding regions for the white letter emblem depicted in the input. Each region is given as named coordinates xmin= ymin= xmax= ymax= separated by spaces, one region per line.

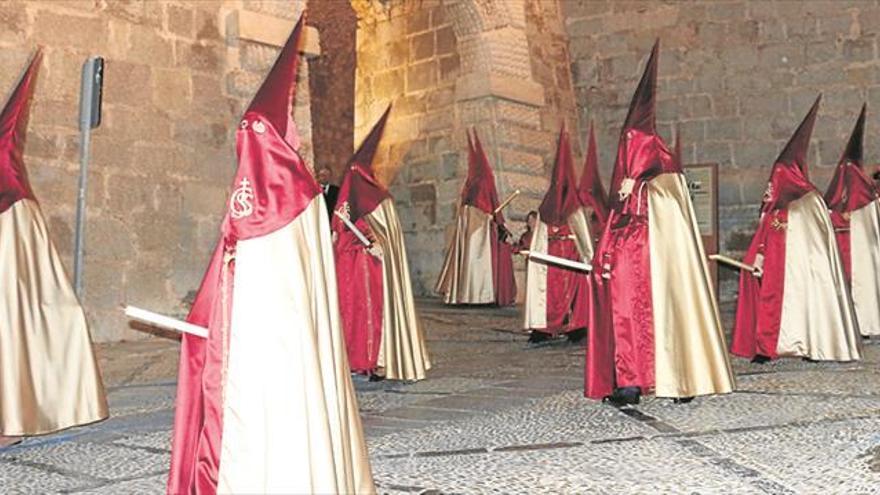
xmin=230 ymin=178 xmax=255 ymax=219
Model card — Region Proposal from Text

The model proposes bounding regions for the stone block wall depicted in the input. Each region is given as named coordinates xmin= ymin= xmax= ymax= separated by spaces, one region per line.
xmin=561 ymin=0 xmax=880 ymax=300
xmin=0 ymin=0 xmax=310 ymax=341
xmin=354 ymin=0 xmax=579 ymax=297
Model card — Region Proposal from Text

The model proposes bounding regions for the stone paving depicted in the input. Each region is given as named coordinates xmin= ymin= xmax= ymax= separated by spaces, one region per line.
xmin=1 ymin=300 xmax=879 ymax=494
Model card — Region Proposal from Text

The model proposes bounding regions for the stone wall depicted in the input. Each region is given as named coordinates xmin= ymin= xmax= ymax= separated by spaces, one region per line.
xmin=354 ymin=0 xmax=579 ymax=297
xmin=0 ymin=0 xmax=310 ymax=341
xmin=561 ymin=0 xmax=880 ymax=299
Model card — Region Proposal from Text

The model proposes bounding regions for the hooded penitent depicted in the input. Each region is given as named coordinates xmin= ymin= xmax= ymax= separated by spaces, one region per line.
xmin=435 ymin=129 xmax=516 ymax=305
xmin=825 ymin=105 xmax=880 ymax=337
xmin=584 ymin=41 xmax=735 ymax=399
xmin=523 ymin=125 xmax=592 ymax=334
xmin=331 ymin=105 xmax=431 ymax=381
xmin=0 ymin=50 xmax=108 ymax=437
xmin=166 ymin=16 xmax=374 ymax=494
xmin=578 ymin=121 xmax=609 ymax=240
xmin=732 ymin=97 xmax=860 ymax=361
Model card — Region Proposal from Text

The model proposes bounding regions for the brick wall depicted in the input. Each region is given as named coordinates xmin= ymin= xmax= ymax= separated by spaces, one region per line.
xmin=561 ymin=0 xmax=880 ymax=300
xmin=0 ymin=0 xmax=310 ymax=341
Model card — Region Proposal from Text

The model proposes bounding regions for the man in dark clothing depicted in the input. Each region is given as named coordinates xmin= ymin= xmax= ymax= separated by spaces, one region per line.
xmin=317 ymin=167 xmax=340 ymax=219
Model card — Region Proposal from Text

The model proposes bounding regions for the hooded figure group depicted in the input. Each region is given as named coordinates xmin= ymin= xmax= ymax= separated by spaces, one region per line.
xmin=584 ymin=41 xmax=735 ymax=404
xmin=166 ymin=17 xmax=374 ymax=494
xmin=436 ymin=130 xmax=517 ymax=306
xmin=331 ymin=105 xmax=431 ymax=382
xmin=0 ymin=51 xmax=108 ymax=445
xmin=824 ymin=105 xmax=880 ymax=339
xmin=732 ymin=97 xmax=861 ymax=363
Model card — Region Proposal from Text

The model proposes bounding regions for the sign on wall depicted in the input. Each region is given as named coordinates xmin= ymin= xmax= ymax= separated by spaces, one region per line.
xmin=682 ymin=163 xmax=719 ymax=289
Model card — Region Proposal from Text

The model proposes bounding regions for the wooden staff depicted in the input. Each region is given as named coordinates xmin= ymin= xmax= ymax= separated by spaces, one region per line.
xmin=493 ymin=189 xmax=521 ymax=215
xmin=522 ymin=250 xmax=593 ymax=272
xmin=124 ymin=306 xmax=208 ymax=338
xmin=709 ymin=254 xmax=761 ymax=277
xmin=334 ymin=210 xmax=371 ymax=247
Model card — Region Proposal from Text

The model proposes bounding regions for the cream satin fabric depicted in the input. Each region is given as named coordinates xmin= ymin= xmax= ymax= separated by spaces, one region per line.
xmin=524 ymin=218 xmax=549 ymax=329
xmin=776 ymin=192 xmax=861 ymax=360
xmin=647 ymin=174 xmax=735 ymax=398
xmin=523 ymin=211 xmax=593 ymax=330
xmin=850 ymin=199 xmax=880 ymax=336
xmin=365 ymin=199 xmax=431 ymax=381
xmin=435 ymin=205 xmax=495 ymax=304
xmin=217 ymin=196 xmax=374 ymax=494
xmin=0 ymin=199 xmax=108 ymax=435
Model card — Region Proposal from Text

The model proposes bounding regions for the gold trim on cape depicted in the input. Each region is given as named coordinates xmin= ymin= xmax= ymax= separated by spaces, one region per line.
xmin=647 ymin=174 xmax=735 ymax=398
xmin=435 ymin=205 xmax=495 ymax=304
xmin=0 ymin=199 xmax=108 ymax=435
xmin=776 ymin=192 xmax=861 ymax=360
xmin=365 ymin=199 xmax=432 ymax=381
xmin=849 ymin=199 xmax=880 ymax=336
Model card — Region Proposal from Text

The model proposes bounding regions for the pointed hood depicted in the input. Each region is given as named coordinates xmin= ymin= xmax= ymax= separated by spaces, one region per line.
xmin=825 ymin=104 xmax=878 ymax=212
xmin=350 ymin=104 xmax=391 ymax=171
xmin=763 ymin=96 xmax=821 ymax=212
xmin=775 ymin=94 xmax=821 ymax=178
xmin=539 ymin=124 xmax=583 ymax=226
xmin=461 ymin=128 xmax=503 ymax=222
xmin=622 ymin=40 xmax=659 ymax=134
xmin=608 ymin=40 xmax=677 ymax=208
xmin=0 ymin=50 xmax=42 ymax=215
xmin=224 ymin=14 xmax=320 ymax=242
xmin=333 ymin=106 xmax=393 ymax=224
xmin=578 ymin=122 xmax=608 ymax=224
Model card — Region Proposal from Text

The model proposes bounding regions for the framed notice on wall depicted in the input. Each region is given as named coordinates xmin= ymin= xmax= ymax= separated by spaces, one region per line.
xmin=682 ymin=163 xmax=719 ymax=290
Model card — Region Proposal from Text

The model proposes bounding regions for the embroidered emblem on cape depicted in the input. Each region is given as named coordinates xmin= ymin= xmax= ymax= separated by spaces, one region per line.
xmin=239 ymin=120 xmax=249 ymax=130
xmin=230 ymin=178 xmax=255 ymax=219
xmin=252 ymin=120 xmax=266 ymax=134
xmin=336 ymin=201 xmax=352 ymax=221
xmin=770 ymin=215 xmax=787 ymax=231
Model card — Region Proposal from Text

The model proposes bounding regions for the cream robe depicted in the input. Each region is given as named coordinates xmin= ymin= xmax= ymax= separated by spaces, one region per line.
xmin=0 ymin=199 xmax=108 ymax=435
xmin=647 ymin=173 xmax=735 ymax=398
xmin=849 ymin=199 xmax=880 ymax=337
xmin=775 ymin=192 xmax=861 ymax=360
xmin=435 ymin=205 xmax=495 ymax=304
xmin=523 ymin=209 xmax=593 ymax=330
xmin=365 ymin=198 xmax=431 ymax=381
xmin=217 ymin=196 xmax=374 ymax=494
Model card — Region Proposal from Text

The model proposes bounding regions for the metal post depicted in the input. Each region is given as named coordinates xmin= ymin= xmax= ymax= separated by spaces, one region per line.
xmin=73 ymin=56 xmax=103 ymax=299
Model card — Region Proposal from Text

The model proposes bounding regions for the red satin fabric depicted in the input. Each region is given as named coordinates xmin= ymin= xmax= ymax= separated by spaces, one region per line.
xmin=0 ymin=51 xmax=40 ymax=215
xmin=543 ymin=225 xmax=589 ymax=334
xmin=731 ymin=210 xmax=787 ymax=359
xmin=461 ymin=131 xmax=502 ymax=221
xmin=334 ymin=218 xmax=384 ymax=373
xmin=331 ymin=163 xmax=390 ymax=373
xmin=578 ymin=123 xmax=609 ymax=235
xmin=825 ymin=161 xmax=878 ymax=282
xmin=539 ymin=129 xmax=582 ymax=226
xmin=492 ymin=233 xmax=517 ymax=306
xmin=167 ymin=241 xmax=235 ymax=495
xmin=585 ymin=129 xmax=675 ymax=398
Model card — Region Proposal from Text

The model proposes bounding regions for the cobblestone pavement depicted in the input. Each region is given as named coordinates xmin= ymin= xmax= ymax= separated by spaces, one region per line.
xmin=2 ymin=300 xmax=879 ymax=494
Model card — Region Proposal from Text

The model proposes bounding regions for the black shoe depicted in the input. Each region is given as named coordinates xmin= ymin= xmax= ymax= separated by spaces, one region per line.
xmin=368 ymin=373 xmax=386 ymax=382
xmin=802 ymin=357 xmax=819 ymax=363
xmin=527 ymin=331 xmax=552 ymax=344
xmin=751 ymin=354 xmax=771 ymax=364
xmin=602 ymin=387 xmax=640 ymax=406
xmin=672 ymin=397 xmax=694 ymax=404
xmin=566 ymin=328 xmax=587 ymax=344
